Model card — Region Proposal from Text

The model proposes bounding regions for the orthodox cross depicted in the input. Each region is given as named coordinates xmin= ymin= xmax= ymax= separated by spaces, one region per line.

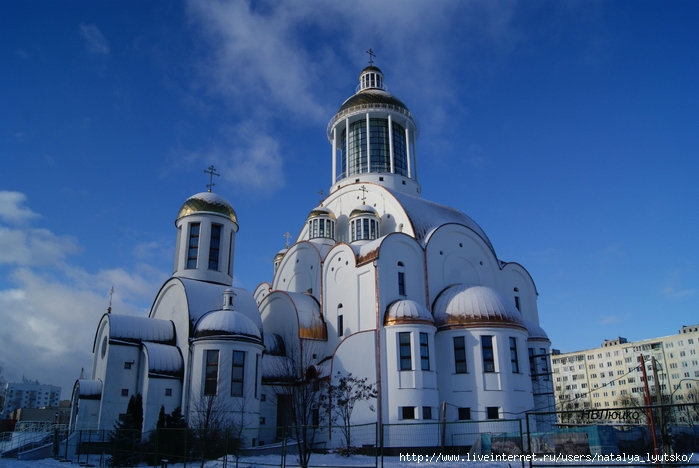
xmin=284 ymin=231 xmax=292 ymax=249
xmin=318 ymin=189 xmax=326 ymax=205
xmin=366 ymin=48 xmax=375 ymax=66
xmin=360 ymin=185 xmax=367 ymax=204
xmin=107 ymin=286 xmax=114 ymax=314
xmin=204 ymin=165 xmax=220 ymax=192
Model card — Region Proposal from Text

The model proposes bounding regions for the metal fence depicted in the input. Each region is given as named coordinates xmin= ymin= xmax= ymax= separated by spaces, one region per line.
xmin=525 ymin=402 xmax=699 ymax=467
xmin=32 ymin=419 xmax=520 ymax=467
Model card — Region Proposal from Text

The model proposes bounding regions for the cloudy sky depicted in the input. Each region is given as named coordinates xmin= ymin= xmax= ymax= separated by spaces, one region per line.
xmin=1 ymin=1 xmax=698 ymax=399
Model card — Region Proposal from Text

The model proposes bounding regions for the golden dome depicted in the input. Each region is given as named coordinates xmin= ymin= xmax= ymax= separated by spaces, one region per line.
xmin=348 ymin=204 xmax=379 ymax=220
xmin=307 ymin=206 xmax=337 ymax=220
xmin=176 ymin=192 xmax=237 ymax=224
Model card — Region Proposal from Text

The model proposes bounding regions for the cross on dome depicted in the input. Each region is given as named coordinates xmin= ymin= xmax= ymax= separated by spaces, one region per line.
xmin=204 ymin=165 xmax=220 ymax=192
xmin=284 ymin=231 xmax=292 ymax=249
xmin=366 ymin=48 xmax=375 ymax=66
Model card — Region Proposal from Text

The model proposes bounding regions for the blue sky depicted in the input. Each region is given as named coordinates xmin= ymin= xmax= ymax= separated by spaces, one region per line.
xmin=1 ymin=1 xmax=698 ymax=398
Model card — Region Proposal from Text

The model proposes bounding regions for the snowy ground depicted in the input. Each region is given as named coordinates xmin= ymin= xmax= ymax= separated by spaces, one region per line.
xmin=1 ymin=452 xmax=698 ymax=468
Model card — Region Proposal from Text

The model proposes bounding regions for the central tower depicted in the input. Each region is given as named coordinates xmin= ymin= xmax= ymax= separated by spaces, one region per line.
xmin=327 ymin=64 xmax=421 ymax=195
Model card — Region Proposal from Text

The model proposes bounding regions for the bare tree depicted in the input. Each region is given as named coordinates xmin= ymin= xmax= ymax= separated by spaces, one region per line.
xmin=320 ymin=372 xmax=376 ymax=454
xmin=189 ymin=389 xmax=234 ymax=468
xmin=264 ymin=338 xmax=327 ymax=468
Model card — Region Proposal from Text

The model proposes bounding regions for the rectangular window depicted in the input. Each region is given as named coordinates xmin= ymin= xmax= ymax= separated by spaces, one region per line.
xmin=227 ymin=231 xmax=233 ymax=276
xmin=165 ymin=388 xmax=172 ymax=396
xmin=514 ymin=296 xmax=520 ymax=311
xmin=399 ymin=332 xmax=412 ymax=371
xmin=401 ymin=406 xmax=415 ymax=420
xmin=454 ymin=337 xmax=467 ymax=373
xmin=209 ymin=224 xmax=222 ymax=270
xmin=458 ymin=407 xmax=471 ymax=420
xmin=124 ymin=362 xmax=132 ymax=370
xmin=486 ymin=407 xmax=500 ymax=420
xmin=337 ymin=314 xmax=344 ymax=337
xmin=205 ymin=350 xmax=219 ymax=395
xmin=420 ymin=333 xmax=430 ymax=371
xmin=510 ymin=337 xmax=519 ymax=373
xmin=231 ymin=350 xmax=245 ymax=397
xmin=255 ymin=354 xmax=260 ymax=399
xmin=528 ymin=348 xmax=536 ymax=380
xmin=398 ymin=271 xmax=406 ymax=296
xmin=482 ymin=335 xmax=495 ymax=373
xmin=187 ymin=223 xmax=200 ymax=269
xmin=423 ymin=406 xmax=432 ymax=420
xmin=121 ymin=389 xmax=129 ymax=397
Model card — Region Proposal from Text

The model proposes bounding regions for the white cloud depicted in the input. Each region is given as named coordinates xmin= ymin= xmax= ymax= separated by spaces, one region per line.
xmin=0 ymin=194 xmax=167 ymax=397
xmin=0 ymin=191 xmax=40 ymax=224
xmin=0 ymin=226 xmax=81 ymax=266
xmin=79 ymin=23 xmax=110 ymax=55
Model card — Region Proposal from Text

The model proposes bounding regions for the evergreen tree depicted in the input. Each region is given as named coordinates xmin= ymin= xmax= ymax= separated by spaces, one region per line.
xmin=109 ymin=394 xmax=143 ymax=467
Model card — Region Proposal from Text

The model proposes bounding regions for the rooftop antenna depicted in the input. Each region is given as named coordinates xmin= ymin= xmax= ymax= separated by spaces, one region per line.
xmin=318 ymin=189 xmax=326 ymax=206
xmin=107 ymin=286 xmax=114 ymax=314
xmin=366 ymin=48 xmax=375 ymax=66
xmin=204 ymin=165 xmax=220 ymax=192
xmin=284 ymin=231 xmax=292 ymax=249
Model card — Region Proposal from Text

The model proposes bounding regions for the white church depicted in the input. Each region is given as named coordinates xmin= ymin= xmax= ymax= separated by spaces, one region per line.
xmin=70 ymin=63 xmax=554 ymax=447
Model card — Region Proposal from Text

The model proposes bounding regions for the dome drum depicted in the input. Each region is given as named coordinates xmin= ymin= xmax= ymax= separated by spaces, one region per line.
xmin=307 ymin=206 xmax=336 ymax=241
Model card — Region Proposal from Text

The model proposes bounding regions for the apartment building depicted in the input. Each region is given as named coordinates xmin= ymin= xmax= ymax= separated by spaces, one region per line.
xmin=551 ymin=325 xmax=699 ymax=420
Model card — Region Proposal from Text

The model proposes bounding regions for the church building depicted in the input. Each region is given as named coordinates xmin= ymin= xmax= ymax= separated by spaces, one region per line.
xmin=70 ymin=62 xmax=554 ymax=447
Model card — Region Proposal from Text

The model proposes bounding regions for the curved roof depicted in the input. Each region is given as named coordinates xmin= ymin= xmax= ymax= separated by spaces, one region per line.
xmin=359 ymin=65 xmax=383 ymax=77
xmin=264 ymin=333 xmax=286 ymax=356
xmin=142 ymin=342 xmax=184 ymax=377
xmin=108 ymin=314 xmax=175 ymax=344
xmin=433 ymin=284 xmax=525 ymax=330
xmin=388 ymin=188 xmax=495 ymax=254
xmin=349 ymin=204 xmax=380 ymax=220
xmin=524 ymin=320 xmax=550 ymax=342
xmin=384 ymin=299 xmax=434 ymax=326
xmin=308 ymin=205 xmax=337 ymax=220
xmin=194 ymin=309 xmax=262 ymax=341
xmin=75 ymin=379 xmax=102 ymax=399
xmin=176 ymin=191 xmax=237 ymax=224
xmin=337 ymin=89 xmax=410 ymax=115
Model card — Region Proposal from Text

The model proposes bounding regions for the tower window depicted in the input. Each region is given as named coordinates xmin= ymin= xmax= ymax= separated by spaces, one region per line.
xmin=510 ymin=337 xmax=519 ymax=373
xmin=337 ymin=314 xmax=344 ymax=337
xmin=231 ymin=350 xmax=245 ymax=397
xmin=399 ymin=332 xmax=411 ymax=370
xmin=420 ymin=333 xmax=430 ymax=371
xmin=454 ymin=336 xmax=467 ymax=373
xmin=187 ymin=223 xmax=200 ymax=269
xmin=514 ymin=296 xmax=520 ymax=311
xmin=205 ymin=350 xmax=219 ymax=395
xmin=209 ymin=224 xmax=222 ymax=270
xmin=482 ymin=335 xmax=495 ymax=373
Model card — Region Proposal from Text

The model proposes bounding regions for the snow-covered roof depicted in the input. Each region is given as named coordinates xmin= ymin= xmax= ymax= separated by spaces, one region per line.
xmin=524 ymin=320 xmax=550 ymax=342
xmin=76 ymin=379 xmax=102 ymax=399
xmin=194 ymin=309 xmax=262 ymax=341
xmin=384 ymin=299 xmax=434 ymax=326
xmin=388 ymin=189 xmax=494 ymax=253
xmin=177 ymin=278 xmax=263 ymax=334
xmin=142 ymin=342 xmax=184 ymax=377
xmin=176 ymin=191 xmax=237 ymax=223
xmin=108 ymin=314 xmax=175 ymax=344
xmin=433 ymin=284 xmax=526 ymax=331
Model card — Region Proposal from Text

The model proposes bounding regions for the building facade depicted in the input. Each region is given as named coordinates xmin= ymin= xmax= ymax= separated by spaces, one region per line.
xmin=551 ymin=324 xmax=699 ymax=423
xmin=1 ymin=378 xmax=61 ymax=420
xmin=70 ymin=63 xmax=554 ymax=444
